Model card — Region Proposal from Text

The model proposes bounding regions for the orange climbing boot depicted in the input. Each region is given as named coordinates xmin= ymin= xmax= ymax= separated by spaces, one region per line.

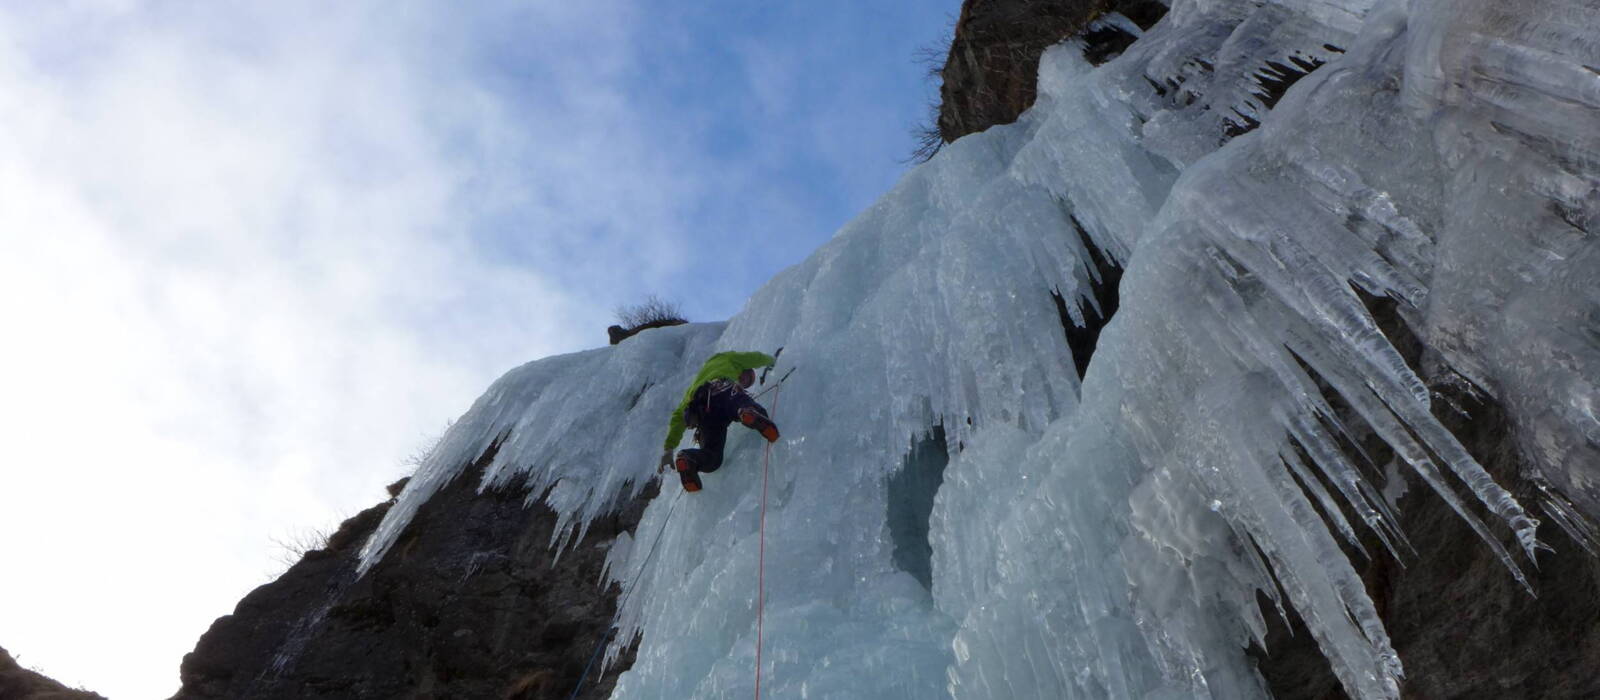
xmin=739 ymin=408 xmax=780 ymax=443
xmin=675 ymin=454 xmax=702 ymax=492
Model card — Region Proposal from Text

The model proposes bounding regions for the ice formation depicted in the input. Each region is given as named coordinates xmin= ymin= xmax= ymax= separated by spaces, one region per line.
xmin=358 ymin=0 xmax=1599 ymax=697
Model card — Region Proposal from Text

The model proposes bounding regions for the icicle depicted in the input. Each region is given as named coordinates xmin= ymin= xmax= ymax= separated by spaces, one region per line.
xmin=1385 ymin=397 xmax=1543 ymax=562
xmin=1536 ymin=480 xmax=1600 ymax=558
xmin=1265 ymin=232 xmax=1431 ymax=407
xmin=1285 ymin=333 xmax=1536 ymax=591
xmin=1285 ymin=413 xmax=1411 ymax=560
xmin=1279 ymin=449 xmax=1367 ymax=554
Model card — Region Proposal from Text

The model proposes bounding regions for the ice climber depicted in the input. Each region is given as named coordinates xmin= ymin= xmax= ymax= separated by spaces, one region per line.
xmin=658 ymin=350 xmax=781 ymax=492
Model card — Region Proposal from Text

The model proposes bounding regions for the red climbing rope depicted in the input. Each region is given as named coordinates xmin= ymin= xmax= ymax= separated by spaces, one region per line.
xmin=755 ymin=381 xmax=781 ymax=700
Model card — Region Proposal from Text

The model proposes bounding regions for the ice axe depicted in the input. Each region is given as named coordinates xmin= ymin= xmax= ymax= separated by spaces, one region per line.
xmin=759 ymin=346 xmax=783 ymax=385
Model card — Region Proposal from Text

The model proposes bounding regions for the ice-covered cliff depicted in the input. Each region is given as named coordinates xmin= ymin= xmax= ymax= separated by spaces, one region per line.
xmin=331 ymin=0 xmax=1600 ymax=698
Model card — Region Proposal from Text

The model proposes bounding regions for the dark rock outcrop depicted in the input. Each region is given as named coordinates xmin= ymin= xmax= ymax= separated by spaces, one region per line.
xmin=607 ymin=319 xmax=687 ymax=346
xmin=1249 ymin=299 xmax=1600 ymax=699
xmin=174 ymin=456 xmax=656 ymax=700
xmin=935 ymin=0 xmax=1168 ymax=143
xmin=0 ymin=646 xmax=105 ymax=700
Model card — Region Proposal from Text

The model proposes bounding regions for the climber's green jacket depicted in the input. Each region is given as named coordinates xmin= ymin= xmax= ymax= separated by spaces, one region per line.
xmin=662 ymin=351 xmax=777 ymax=451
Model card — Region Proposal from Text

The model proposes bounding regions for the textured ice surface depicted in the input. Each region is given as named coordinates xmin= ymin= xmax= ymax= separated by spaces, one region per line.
xmin=359 ymin=0 xmax=1599 ymax=697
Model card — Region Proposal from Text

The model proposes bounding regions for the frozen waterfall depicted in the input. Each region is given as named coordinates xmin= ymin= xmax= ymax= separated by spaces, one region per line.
xmin=358 ymin=0 xmax=1600 ymax=697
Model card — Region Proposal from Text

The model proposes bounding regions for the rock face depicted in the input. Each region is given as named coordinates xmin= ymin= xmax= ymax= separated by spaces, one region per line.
xmin=174 ymin=458 xmax=655 ymax=700
xmin=935 ymin=0 xmax=1167 ymax=143
xmin=0 ymin=646 xmax=105 ymax=700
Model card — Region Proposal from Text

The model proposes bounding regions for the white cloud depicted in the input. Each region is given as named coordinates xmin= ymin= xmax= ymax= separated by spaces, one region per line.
xmin=0 ymin=0 xmax=961 ymax=694
xmin=0 ymin=2 xmax=700 ymax=697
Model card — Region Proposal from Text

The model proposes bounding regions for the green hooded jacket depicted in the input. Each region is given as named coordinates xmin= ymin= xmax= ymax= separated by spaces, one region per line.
xmin=662 ymin=350 xmax=777 ymax=451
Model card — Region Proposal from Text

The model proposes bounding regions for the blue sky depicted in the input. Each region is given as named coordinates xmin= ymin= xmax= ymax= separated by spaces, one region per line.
xmin=452 ymin=0 xmax=960 ymax=318
xmin=0 ymin=1 xmax=956 ymax=697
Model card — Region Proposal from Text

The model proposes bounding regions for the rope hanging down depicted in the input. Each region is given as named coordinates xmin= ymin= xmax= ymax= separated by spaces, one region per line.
xmin=566 ymin=487 xmax=686 ymax=700
xmin=755 ymin=380 xmax=782 ymax=700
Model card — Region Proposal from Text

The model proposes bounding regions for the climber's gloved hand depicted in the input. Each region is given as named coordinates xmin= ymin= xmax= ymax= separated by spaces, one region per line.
xmin=658 ymin=450 xmax=674 ymax=473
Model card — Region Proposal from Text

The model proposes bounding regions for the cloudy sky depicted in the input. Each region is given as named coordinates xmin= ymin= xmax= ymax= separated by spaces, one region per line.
xmin=0 ymin=1 xmax=955 ymax=696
